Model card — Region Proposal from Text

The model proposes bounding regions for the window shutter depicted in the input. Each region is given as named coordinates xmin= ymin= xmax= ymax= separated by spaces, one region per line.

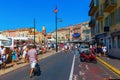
xmin=119 ymin=7 xmax=120 ymax=22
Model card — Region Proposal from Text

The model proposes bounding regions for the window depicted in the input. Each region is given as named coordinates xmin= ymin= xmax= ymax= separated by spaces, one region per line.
xmin=119 ymin=7 xmax=120 ymax=22
xmin=98 ymin=22 xmax=100 ymax=33
xmin=111 ymin=0 xmax=115 ymax=4
xmin=62 ymin=37 xmax=64 ymax=40
xmin=58 ymin=37 xmax=60 ymax=39
xmin=104 ymin=17 xmax=108 ymax=26
xmin=111 ymin=12 xmax=115 ymax=25
xmin=114 ymin=9 xmax=118 ymax=24
xmin=117 ymin=8 xmax=119 ymax=23
xmin=17 ymin=33 xmax=20 ymax=37
xmin=108 ymin=15 xmax=112 ymax=26
xmin=100 ymin=4 xmax=103 ymax=16
xmin=118 ymin=36 xmax=120 ymax=48
xmin=112 ymin=37 xmax=116 ymax=48
xmin=101 ymin=21 xmax=103 ymax=31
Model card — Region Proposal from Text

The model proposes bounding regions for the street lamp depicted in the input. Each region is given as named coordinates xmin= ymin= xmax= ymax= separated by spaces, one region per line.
xmin=54 ymin=6 xmax=62 ymax=52
xmin=54 ymin=6 xmax=58 ymax=52
xmin=55 ymin=12 xmax=58 ymax=52
xmin=34 ymin=18 xmax=36 ymax=47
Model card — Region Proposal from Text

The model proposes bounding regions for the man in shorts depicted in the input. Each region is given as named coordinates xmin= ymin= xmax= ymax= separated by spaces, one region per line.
xmin=27 ymin=45 xmax=38 ymax=78
xmin=0 ymin=45 xmax=6 ymax=69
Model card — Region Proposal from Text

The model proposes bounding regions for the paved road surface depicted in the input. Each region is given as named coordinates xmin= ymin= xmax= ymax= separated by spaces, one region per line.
xmin=0 ymin=51 xmax=74 ymax=80
xmin=0 ymin=50 xmax=120 ymax=80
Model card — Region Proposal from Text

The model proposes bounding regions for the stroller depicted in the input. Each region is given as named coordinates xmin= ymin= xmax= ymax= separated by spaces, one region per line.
xmin=79 ymin=50 xmax=97 ymax=63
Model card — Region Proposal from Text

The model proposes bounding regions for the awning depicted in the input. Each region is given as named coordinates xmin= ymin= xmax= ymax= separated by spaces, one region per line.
xmin=47 ymin=38 xmax=55 ymax=42
xmin=72 ymin=33 xmax=80 ymax=37
xmin=95 ymin=33 xmax=107 ymax=39
xmin=13 ymin=37 xmax=28 ymax=40
xmin=0 ymin=36 xmax=9 ymax=41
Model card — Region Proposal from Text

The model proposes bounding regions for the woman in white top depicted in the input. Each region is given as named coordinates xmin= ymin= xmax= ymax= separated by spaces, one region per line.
xmin=102 ymin=45 xmax=107 ymax=56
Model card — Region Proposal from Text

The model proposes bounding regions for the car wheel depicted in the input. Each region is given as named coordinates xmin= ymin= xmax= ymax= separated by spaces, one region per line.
xmin=93 ymin=60 xmax=97 ymax=64
xmin=80 ymin=56 xmax=84 ymax=62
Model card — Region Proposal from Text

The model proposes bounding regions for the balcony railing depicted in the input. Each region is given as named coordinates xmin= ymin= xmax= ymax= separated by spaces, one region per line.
xmin=104 ymin=0 xmax=117 ymax=12
xmin=89 ymin=0 xmax=99 ymax=16
xmin=89 ymin=19 xmax=96 ymax=27
xmin=96 ymin=11 xmax=104 ymax=20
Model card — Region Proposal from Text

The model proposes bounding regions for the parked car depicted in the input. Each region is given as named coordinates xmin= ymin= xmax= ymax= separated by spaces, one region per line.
xmin=79 ymin=45 xmax=89 ymax=53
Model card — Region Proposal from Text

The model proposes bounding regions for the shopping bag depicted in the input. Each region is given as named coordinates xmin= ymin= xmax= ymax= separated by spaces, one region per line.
xmin=34 ymin=63 xmax=41 ymax=76
xmin=0 ymin=60 xmax=2 ymax=65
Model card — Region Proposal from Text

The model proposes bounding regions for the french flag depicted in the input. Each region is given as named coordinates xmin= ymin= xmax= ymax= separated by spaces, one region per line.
xmin=54 ymin=6 xmax=58 ymax=13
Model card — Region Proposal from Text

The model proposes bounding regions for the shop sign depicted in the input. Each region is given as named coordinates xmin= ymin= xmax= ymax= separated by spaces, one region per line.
xmin=111 ymin=31 xmax=120 ymax=36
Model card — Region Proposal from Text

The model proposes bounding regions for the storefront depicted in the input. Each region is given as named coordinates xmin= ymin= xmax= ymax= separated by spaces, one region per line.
xmin=95 ymin=33 xmax=107 ymax=44
xmin=95 ymin=33 xmax=111 ymax=52
xmin=110 ymin=31 xmax=120 ymax=58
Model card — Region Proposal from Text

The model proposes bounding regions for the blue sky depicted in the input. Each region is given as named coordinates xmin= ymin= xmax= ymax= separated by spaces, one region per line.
xmin=0 ymin=0 xmax=90 ymax=33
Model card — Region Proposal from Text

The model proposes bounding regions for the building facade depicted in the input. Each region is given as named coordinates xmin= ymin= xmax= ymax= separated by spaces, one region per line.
xmin=47 ymin=22 xmax=90 ymax=43
xmin=89 ymin=0 xmax=120 ymax=58
xmin=81 ymin=22 xmax=91 ymax=41
xmin=2 ymin=28 xmax=44 ymax=43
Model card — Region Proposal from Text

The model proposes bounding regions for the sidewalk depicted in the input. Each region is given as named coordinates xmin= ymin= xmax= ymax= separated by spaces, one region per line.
xmin=97 ymin=56 xmax=120 ymax=76
xmin=0 ymin=50 xmax=60 ymax=76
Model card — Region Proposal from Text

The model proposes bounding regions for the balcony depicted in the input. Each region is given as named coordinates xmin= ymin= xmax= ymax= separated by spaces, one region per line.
xmin=104 ymin=0 xmax=117 ymax=12
xmin=89 ymin=19 xmax=96 ymax=27
xmin=89 ymin=0 xmax=99 ymax=16
xmin=96 ymin=11 xmax=104 ymax=20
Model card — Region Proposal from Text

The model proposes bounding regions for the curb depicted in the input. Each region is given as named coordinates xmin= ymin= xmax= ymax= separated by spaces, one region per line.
xmin=96 ymin=57 xmax=120 ymax=75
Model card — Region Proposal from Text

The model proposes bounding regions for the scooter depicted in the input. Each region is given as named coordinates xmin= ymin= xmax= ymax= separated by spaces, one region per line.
xmin=80 ymin=50 xmax=97 ymax=63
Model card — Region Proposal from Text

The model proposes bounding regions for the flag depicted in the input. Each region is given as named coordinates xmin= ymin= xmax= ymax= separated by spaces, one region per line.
xmin=54 ymin=6 xmax=58 ymax=13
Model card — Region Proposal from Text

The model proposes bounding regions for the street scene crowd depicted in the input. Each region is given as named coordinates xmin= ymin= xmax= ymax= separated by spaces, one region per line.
xmin=0 ymin=42 xmax=54 ymax=70
xmin=0 ymin=41 xmax=108 ymax=70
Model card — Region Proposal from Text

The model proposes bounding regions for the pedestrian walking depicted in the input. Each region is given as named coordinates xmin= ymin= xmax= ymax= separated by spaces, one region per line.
xmin=27 ymin=44 xmax=38 ymax=78
xmin=12 ymin=46 xmax=17 ymax=66
xmin=22 ymin=43 xmax=27 ymax=63
xmin=102 ymin=45 xmax=107 ymax=56
xmin=0 ymin=45 xmax=6 ymax=69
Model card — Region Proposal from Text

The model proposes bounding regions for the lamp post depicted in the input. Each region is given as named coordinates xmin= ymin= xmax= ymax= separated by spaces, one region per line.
xmin=55 ymin=11 xmax=58 ymax=52
xmin=34 ymin=18 xmax=36 ymax=47
xmin=54 ymin=6 xmax=62 ymax=52
xmin=54 ymin=6 xmax=58 ymax=52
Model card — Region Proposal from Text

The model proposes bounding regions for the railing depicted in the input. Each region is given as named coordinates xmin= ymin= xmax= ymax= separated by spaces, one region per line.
xmin=104 ymin=0 xmax=116 ymax=9
xmin=89 ymin=19 xmax=96 ymax=27
xmin=89 ymin=0 xmax=99 ymax=15
xmin=96 ymin=11 xmax=103 ymax=19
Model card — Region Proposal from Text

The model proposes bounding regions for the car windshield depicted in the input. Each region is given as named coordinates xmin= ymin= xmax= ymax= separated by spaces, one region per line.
xmin=81 ymin=45 xmax=89 ymax=48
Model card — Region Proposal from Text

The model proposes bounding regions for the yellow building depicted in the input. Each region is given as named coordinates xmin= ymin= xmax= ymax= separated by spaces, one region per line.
xmin=89 ymin=0 xmax=120 ymax=58
xmin=81 ymin=22 xmax=91 ymax=41
xmin=2 ymin=28 xmax=44 ymax=44
xmin=48 ymin=23 xmax=84 ymax=42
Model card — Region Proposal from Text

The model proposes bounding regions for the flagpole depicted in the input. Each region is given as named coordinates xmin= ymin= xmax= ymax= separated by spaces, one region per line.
xmin=55 ymin=10 xmax=58 ymax=52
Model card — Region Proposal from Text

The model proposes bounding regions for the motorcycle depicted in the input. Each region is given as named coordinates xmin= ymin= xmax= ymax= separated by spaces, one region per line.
xmin=79 ymin=50 xmax=97 ymax=64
